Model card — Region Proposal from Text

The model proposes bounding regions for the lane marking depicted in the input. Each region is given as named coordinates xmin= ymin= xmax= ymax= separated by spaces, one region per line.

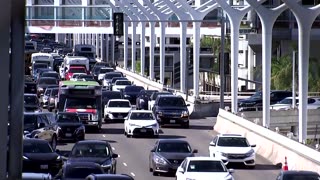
xmin=118 ymin=154 xmax=120 ymax=157
xmin=112 ymin=147 xmax=115 ymax=150
xmin=123 ymin=163 xmax=127 ymax=167
xmin=130 ymin=172 xmax=135 ymax=177
xmin=102 ymin=135 xmax=106 ymax=138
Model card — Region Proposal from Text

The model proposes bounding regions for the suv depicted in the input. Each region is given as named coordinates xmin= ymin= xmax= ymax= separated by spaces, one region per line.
xmin=238 ymin=90 xmax=292 ymax=111
xmin=23 ymin=112 xmax=59 ymax=150
xmin=152 ymin=95 xmax=190 ymax=128
xmin=208 ymin=134 xmax=256 ymax=168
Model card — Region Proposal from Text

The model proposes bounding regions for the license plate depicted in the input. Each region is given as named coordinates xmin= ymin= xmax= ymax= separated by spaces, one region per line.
xmin=140 ymin=129 xmax=147 ymax=132
xmin=65 ymin=133 xmax=72 ymax=137
xmin=40 ymin=165 xmax=48 ymax=169
xmin=118 ymin=115 xmax=123 ymax=118
xmin=170 ymin=120 xmax=176 ymax=123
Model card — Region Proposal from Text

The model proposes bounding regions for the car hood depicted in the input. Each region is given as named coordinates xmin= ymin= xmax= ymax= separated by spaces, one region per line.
xmin=24 ymin=153 xmax=59 ymax=161
xmin=106 ymin=107 xmax=131 ymax=113
xmin=65 ymin=108 xmax=97 ymax=113
xmin=184 ymin=172 xmax=232 ymax=179
xmin=67 ymin=157 xmax=110 ymax=164
xmin=156 ymin=152 xmax=194 ymax=160
xmin=128 ymin=120 xmax=158 ymax=127
xmin=214 ymin=147 xmax=253 ymax=154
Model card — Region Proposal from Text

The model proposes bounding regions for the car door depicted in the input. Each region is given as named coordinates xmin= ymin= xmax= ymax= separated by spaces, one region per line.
xmin=40 ymin=115 xmax=54 ymax=141
xmin=176 ymin=159 xmax=188 ymax=180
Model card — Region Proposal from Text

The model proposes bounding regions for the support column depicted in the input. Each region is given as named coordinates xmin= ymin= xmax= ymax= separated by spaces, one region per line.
xmin=100 ymin=34 xmax=104 ymax=60
xmin=180 ymin=22 xmax=187 ymax=93
xmin=96 ymin=34 xmax=99 ymax=59
xmin=193 ymin=22 xmax=201 ymax=98
xmin=149 ymin=22 xmax=155 ymax=80
xmin=111 ymin=35 xmax=115 ymax=65
xmin=124 ymin=22 xmax=129 ymax=69
xmin=160 ymin=21 xmax=166 ymax=84
xmin=85 ymin=34 xmax=88 ymax=44
xmin=105 ymin=35 xmax=109 ymax=62
xmin=230 ymin=20 xmax=240 ymax=113
xmin=140 ymin=22 xmax=146 ymax=76
xmin=131 ymin=22 xmax=137 ymax=72
xmin=247 ymin=46 xmax=254 ymax=89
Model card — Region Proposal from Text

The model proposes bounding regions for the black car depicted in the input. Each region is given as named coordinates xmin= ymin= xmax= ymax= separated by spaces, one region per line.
xmin=86 ymin=174 xmax=134 ymax=180
xmin=25 ymin=76 xmax=37 ymax=94
xmin=149 ymin=139 xmax=197 ymax=176
xmin=136 ymin=90 xmax=159 ymax=110
xmin=77 ymin=74 xmax=95 ymax=81
xmin=67 ymin=140 xmax=118 ymax=174
xmin=122 ymin=86 xmax=145 ymax=105
xmin=276 ymin=170 xmax=320 ymax=180
xmin=103 ymin=72 xmax=124 ymax=88
xmin=55 ymin=112 xmax=85 ymax=142
xmin=40 ymin=72 xmax=61 ymax=81
xmin=238 ymin=90 xmax=292 ymax=111
xmin=55 ymin=162 xmax=104 ymax=180
xmin=152 ymin=95 xmax=190 ymax=128
xmin=24 ymin=93 xmax=41 ymax=112
xmin=22 ymin=139 xmax=63 ymax=175
xmin=148 ymin=91 xmax=173 ymax=110
xmin=24 ymin=112 xmax=58 ymax=150
xmin=36 ymin=77 xmax=59 ymax=97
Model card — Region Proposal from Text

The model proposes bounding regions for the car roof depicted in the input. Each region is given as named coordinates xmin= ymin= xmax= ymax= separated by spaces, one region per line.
xmin=185 ymin=156 xmax=223 ymax=161
xmin=24 ymin=93 xmax=37 ymax=96
xmin=65 ymin=161 xmax=102 ymax=168
xmin=158 ymin=139 xmax=189 ymax=144
xmin=109 ymin=99 xmax=130 ymax=102
xmin=76 ymin=140 xmax=108 ymax=145
xmin=87 ymin=174 xmax=134 ymax=179
xmin=218 ymin=134 xmax=244 ymax=137
xmin=282 ymin=170 xmax=319 ymax=176
xmin=130 ymin=110 xmax=152 ymax=113
xmin=158 ymin=95 xmax=181 ymax=98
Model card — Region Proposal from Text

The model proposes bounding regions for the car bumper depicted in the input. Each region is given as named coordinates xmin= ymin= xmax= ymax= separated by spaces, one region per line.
xmin=157 ymin=117 xmax=189 ymax=126
xmin=105 ymin=113 xmax=129 ymax=121
xmin=127 ymin=127 xmax=159 ymax=136
xmin=152 ymin=161 xmax=179 ymax=173
xmin=23 ymin=161 xmax=62 ymax=175
xmin=214 ymin=154 xmax=256 ymax=166
xmin=58 ymin=131 xmax=85 ymax=141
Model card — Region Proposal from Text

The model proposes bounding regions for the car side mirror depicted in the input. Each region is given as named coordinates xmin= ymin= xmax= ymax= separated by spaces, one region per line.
xmin=112 ymin=154 xmax=119 ymax=158
xmin=38 ymin=122 xmax=45 ymax=128
xmin=177 ymin=167 xmax=184 ymax=174
xmin=192 ymin=149 xmax=198 ymax=153
xmin=151 ymin=149 xmax=155 ymax=152
xmin=251 ymin=144 xmax=256 ymax=147
xmin=229 ymin=169 xmax=235 ymax=173
xmin=209 ymin=142 xmax=216 ymax=146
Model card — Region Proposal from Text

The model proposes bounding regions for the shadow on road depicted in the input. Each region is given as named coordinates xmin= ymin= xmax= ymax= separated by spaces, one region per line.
xmin=227 ymin=163 xmax=281 ymax=170
xmin=189 ymin=125 xmax=213 ymax=130
xmin=102 ymin=128 xmax=124 ymax=135
xmin=158 ymin=134 xmax=186 ymax=139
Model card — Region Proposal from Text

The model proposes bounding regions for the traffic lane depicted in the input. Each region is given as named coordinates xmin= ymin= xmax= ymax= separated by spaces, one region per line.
xmin=102 ymin=118 xmax=281 ymax=180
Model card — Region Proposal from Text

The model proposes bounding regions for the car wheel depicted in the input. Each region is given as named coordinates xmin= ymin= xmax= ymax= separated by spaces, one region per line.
xmin=48 ymin=107 xmax=52 ymax=112
xmin=51 ymin=135 xmax=57 ymax=150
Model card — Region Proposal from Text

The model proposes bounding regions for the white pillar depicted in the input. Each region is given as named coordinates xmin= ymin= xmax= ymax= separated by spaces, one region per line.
xmin=247 ymin=46 xmax=254 ymax=89
xmin=282 ymin=0 xmax=320 ymax=143
xmin=160 ymin=21 xmax=166 ymax=84
xmin=149 ymin=22 xmax=155 ymax=80
xmin=131 ymin=22 xmax=137 ymax=72
xmin=180 ymin=22 xmax=187 ymax=93
xmin=193 ymin=22 xmax=200 ymax=98
xmin=85 ymin=34 xmax=88 ymax=44
xmin=105 ymin=35 xmax=109 ymax=62
xmin=140 ymin=22 xmax=146 ymax=76
xmin=111 ymin=35 xmax=115 ymax=65
xmin=100 ymin=34 xmax=104 ymax=60
xmin=124 ymin=22 xmax=129 ymax=69
xmin=96 ymin=34 xmax=99 ymax=58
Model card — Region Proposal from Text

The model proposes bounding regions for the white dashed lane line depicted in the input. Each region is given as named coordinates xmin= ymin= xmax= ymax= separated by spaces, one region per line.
xmin=102 ymin=135 xmax=106 ymax=138
xmin=112 ymin=147 xmax=115 ymax=151
xmin=130 ymin=172 xmax=135 ymax=177
xmin=123 ymin=163 xmax=127 ymax=167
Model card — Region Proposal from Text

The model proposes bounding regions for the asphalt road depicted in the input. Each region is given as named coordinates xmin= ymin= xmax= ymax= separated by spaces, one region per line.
xmin=57 ymin=117 xmax=281 ymax=180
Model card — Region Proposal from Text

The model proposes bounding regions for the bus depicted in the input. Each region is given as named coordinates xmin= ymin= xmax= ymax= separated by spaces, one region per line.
xmin=57 ymin=81 xmax=102 ymax=131
xmin=73 ymin=44 xmax=97 ymax=70
xmin=31 ymin=53 xmax=54 ymax=70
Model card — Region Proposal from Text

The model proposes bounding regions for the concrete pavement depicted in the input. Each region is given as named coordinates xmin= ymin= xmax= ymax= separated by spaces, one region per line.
xmin=57 ymin=117 xmax=281 ymax=180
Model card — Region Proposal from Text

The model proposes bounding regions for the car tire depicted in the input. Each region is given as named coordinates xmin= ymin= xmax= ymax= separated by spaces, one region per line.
xmin=51 ymin=135 xmax=57 ymax=150
xmin=48 ymin=107 xmax=52 ymax=112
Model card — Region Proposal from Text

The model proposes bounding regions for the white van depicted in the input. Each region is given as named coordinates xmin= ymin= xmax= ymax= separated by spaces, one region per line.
xmin=59 ymin=56 xmax=89 ymax=79
xmin=74 ymin=44 xmax=97 ymax=69
xmin=31 ymin=53 xmax=54 ymax=69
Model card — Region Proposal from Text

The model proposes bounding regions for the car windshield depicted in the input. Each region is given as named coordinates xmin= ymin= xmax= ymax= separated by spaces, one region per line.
xmin=124 ymin=86 xmax=144 ymax=93
xmin=157 ymin=142 xmax=192 ymax=153
xmin=44 ymin=89 xmax=51 ymax=96
xmin=51 ymin=89 xmax=58 ymax=96
xmin=116 ymin=80 xmax=131 ymax=85
xmin=65 ymin=167 xmax=103 ymax=178
xmin=24 ymin=115 xmax=37 ymax=125
xmin=130 ymin=112 xmax=154 ymax=120
xmin=38 ymin=78 xmax=57 ymax=85
xmin=158 ymin=97 xmax=186 ymax=107
xmin=56 ymin=114 xmax=80 ymax=123
xmin=100 ymin=68 xmax=114 ymax=73
xmin=24 ymin=95 xmax=38 ymax=105
xmin=71 ymin=144 xmax=110 ymax=157
xmin=23 ymin=141 xmax=53 ymax=153
xmin=69 ymin=68 xmax=86 ymax=73
xmin=187 ymin=160 xmax=227 ymax=172
xmin=42 ymin=73 xmax=59 ymax=79
xmin=65 ymin=98 xmax=97 ymax=109
xmin=108 ymin=101 xmax=130 ymax=107
xmin=105 ymin=73 xmax=122 ymax=79
xmin=217 ymin=137 xmax=250 ymax=147
xmin=283 ymin=174 xmax=320 ymax=180
xmin=152 ymin=92 xmax=171 ymax=100
xmin=111 ymin=78 xmax=126 ymax=84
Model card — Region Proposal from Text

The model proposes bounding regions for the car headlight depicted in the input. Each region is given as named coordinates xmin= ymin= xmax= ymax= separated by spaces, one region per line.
xmin=23 ymin=156 xmax=29 ymax=160
xmin=245 ymin=149 xmax=255 ymax=157
xmin=38 ymin=87 xmax=43 ymax=91
xmin=220 ymin=152 xmax=228 ymax=157
xmin=181 ymin=110 xmax=189 ymax=117
xmin=153 ymin=155 xmax=167 ymax=165
xmin=147 ymin=123 xmax=158 ymax=128
xmin=56 ymin=156 xmax=61 ymax=160
xmin=124 ymin=95 xmax=130 ymax=98
xmin=91 ymin=114 xmax=99 ymax=121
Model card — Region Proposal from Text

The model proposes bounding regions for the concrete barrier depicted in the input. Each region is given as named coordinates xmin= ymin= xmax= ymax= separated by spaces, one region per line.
xmin=215 ymin=109 xmax=320 ymax=173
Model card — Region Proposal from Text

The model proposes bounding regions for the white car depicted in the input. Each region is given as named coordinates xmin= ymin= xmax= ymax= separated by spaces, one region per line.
xmin=209 ymin=134 xmax=256 ymax=168
xmin=270 ymin=97 xmax=320 ymax=110
xmin=124 ymin=110 xmax=159 ymax=137
xmin=176 ymin=157 xmax=235 ymax=180
xmin=112 ymin=80 xmax=132 ymax=92
xmin=70 ymin=73 xmax=86 ymax=81
xmin=104 ymin=99 xmax=132 ymax=123
xmin=98 ymin=67 xmax=114 ymax=81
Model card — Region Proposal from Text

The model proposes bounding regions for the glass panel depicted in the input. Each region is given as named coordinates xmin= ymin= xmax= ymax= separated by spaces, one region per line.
xmin=26 ymin=7 xmax=55 ymax=19
xmin=84 ymin=7 xmax=112 ymax=20
xmin=56 ymin=7 xmax=83 ymax=19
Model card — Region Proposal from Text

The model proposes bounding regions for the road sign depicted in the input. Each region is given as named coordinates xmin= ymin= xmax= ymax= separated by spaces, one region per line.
xmin=113 ymin=12 xmax=124 ymax=36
